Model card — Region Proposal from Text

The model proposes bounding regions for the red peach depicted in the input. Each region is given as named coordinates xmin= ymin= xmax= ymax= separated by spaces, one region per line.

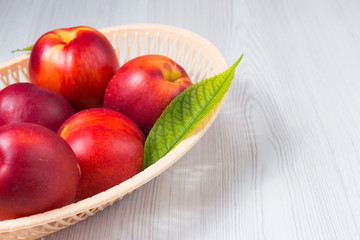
xmin=58 ymin=108 xmax=145 ymax=201
xmin=104 ymin=54 xmax=192 ymax=135
xmin=29 ymin=26 xmax=120 ymax=110
xmin=0 ymin=82 xmax=75 ymax=131
xmin=0 ymin=123 xmax=80 ymax=220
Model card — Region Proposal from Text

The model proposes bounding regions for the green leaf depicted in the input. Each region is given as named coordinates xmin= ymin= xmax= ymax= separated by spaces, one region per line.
xmin=11 ymin=45 xmax=34 ymax=53
xmin=143 ymin=54 xmax=243 ymax=169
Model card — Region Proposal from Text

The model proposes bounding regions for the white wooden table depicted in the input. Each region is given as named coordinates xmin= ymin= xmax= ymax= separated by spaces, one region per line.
xmin=1 ymin=0 xmax=360 ymax=239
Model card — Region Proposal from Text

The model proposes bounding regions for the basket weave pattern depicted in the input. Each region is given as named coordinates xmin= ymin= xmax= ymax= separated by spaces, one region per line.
xmin=0 ymin=24 xmax=228 ymax=239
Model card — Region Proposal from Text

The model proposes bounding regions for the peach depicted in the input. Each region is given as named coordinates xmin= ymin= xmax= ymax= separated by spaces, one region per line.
xmin=29 ymin=26 xmax=120 ymax=110
xmin=0 ymin=123 xmax=80 ymax=220
xmin=58 ymin=108 xmax=145 ymax=201
xmin=104 ymin=54 xmax=192 ymax=135
xmin=0 ymin=83 xmax=75 ymax=131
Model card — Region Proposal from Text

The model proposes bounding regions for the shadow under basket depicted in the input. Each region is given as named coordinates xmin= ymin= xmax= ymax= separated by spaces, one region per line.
xmin=0 ymin=24 xmax=229 ymax=240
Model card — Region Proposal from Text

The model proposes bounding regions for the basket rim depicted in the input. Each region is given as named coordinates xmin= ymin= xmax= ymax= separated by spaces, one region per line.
xmin=0 ymin=24 xmax=229 ymax=233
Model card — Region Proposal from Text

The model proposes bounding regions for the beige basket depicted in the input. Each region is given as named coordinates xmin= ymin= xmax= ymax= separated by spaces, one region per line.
xmin=0 ymin=24 xmax=229 ymax=239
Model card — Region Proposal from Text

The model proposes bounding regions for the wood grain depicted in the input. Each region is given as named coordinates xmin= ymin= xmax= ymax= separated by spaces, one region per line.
xmin=1 ymin=0 xmax=360 ymax=239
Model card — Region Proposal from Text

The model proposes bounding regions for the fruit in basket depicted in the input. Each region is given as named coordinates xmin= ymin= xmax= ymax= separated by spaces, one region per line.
xmin=28 ymin=26 xmax=120 ymax=111
xmin=58 ymin=108 xmax=146 ymax=201
xmin=0 ymin=82 xmax=75 ymax=131
xmin=0 ymin=123 xmax=80 ymax=221
xmin=103 ymin=54 xmax=193 ymax=135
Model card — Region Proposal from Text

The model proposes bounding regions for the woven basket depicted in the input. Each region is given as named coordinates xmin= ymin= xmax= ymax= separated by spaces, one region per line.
xmin=0 ymin=24 xmax=229 ymax=239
